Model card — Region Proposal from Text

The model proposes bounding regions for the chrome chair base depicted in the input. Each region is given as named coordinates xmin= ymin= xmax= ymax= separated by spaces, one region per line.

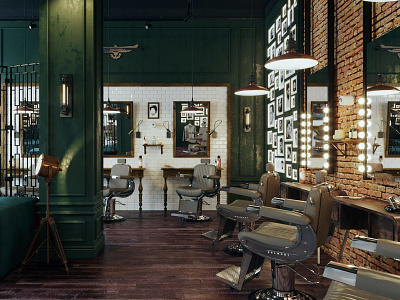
xmin=186 ymin=214 xmax=212 ymax=222
xmin=104 ymin=214 xmax=126 ymax=223
xmin=249 ymin=288 xmax=315 ymax=300
xmin=223 ymin=242 xmax=244 ymax=257
xmin=202 ymin=229 xmax=232 ymax=242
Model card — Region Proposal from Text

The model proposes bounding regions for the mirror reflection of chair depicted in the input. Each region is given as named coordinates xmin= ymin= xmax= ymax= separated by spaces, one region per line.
xmin=171 ymin=164 xmax=220 ymax=221
xmin=202 ymin=163 xmax=280 ymax=256
xmin=323 ymin=236 xmax=400 ymax=300
xmin=103 ymin=161 xmax=135 ymax=222
xmin=215 ymin=181 xmax=334 ymax=299
xmin=188 ymin=127 xmax=207 ymax=155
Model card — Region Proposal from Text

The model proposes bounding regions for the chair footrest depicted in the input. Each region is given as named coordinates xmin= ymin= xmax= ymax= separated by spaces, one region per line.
xmin=215 ymin=265 xmax=242 ymax=286
xmin=201 ymin=230 xmax=232 ymax=242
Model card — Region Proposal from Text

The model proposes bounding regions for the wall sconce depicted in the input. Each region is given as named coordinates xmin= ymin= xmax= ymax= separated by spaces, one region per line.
xmin=60 ymin=74 xmax=73 ymax=117
xmin=357 ymin=97 xmax=372 ymax=174
xmin=163 ymin=121 xmax=172 ymax=138
xmin=209 ymin=119 xmax=222 ymax=138
xmin=244 ymin=107 xmax=251 ymax=133
xmin=128 ymin=120 xmax=143 ymax=138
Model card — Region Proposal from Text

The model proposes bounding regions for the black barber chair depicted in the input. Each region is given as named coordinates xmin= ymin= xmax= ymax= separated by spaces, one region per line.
xmin=202 ymin=163 xmax=280 ymax=256
xmin=171 ymin=164 xmax=220 ymax=221
xmin=215 ymin=182 xmax=334 ymax=299
xmin=103 ymin=163 xmax=135 ymax=222
xmin=323 ymin=236 xmax=400 ymax=300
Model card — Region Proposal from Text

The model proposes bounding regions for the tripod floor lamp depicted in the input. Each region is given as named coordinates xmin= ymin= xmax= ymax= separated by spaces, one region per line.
xmin=19 ymin=153 xmax=68 ymax=273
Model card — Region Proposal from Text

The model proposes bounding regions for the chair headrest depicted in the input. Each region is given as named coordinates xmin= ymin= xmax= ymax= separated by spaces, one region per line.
xmin=315 ymin=170 xmax=327 ymax=184
xmin=266 ymin=163 xmax=275 ymax=172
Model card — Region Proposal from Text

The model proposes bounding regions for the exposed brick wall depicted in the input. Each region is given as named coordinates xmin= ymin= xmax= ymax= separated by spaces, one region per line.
xmin=307 ymin=0 xmax=400 ymax=274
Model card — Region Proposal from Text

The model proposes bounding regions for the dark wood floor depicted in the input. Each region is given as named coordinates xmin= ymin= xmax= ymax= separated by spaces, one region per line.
xmin=0 ymin=211 xmax=332 ymax=299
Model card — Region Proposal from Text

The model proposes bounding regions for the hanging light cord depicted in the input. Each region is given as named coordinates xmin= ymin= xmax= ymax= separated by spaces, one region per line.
xmin=251 ymin=0 xmax=254 ymax=77
xmin=191 ymin=0 xmax=194 ymax=103
xmin=107 ymin=0 xmax=110 ymax=101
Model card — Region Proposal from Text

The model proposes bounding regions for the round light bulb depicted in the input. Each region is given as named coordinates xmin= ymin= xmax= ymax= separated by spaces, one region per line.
xmin=323 ymin=135 xmax=329 ymax=141
xmin=358 ymin=98 xmax=365 ymax=105
xmin=301 ymin=145 xmax=306 ymax=150
xmin=367 ymin=165 xmax=372 ymax=173
xmin=301 ymin=129 xmax=306 ymax=134
xmin=324 ymin=162 xmax=329 ymax=169
xmin=367 ymin=98 xmax=372 ymax=105
xmin=323 ymin=153 xmax=329 ymax=159
xmin=367 ymin=154 xmax=371 ymax=161
xmin=301 ymin=113 xmax=306 ymax=119
xmin=323 ymin=107 xmax=329 ymax=113
xmin=307 ymin=114 xmax=311 ymax=119
xmin=367 ymin=120 xmax=372 ymax=127
xmin=367 ymin=109 xmax=371 ymax=116
xmin=307 ymin=160 xmax=311 ymax=166
xmin=358 ymin=109 xmax=365 ymax=116
xmin=324 ymin=126 xmax=329 ymax=132
xmin=358 ymin=132 xmax=365 ymax=138
xmin=367 ymin=132 xmax=372 ymax=138
xmin=307 ymin=122 xmax=311 ymax=126
xmin=358 ymin=154 xmax=365 ymax=161
xmin=307 ymin=145 xmax=311 ymax=150
xmin=307 ymin=153 xmax=311 ymax=158
xmin=323 ymin=144 xmax=329 ymax=150
xmin=358 ymin=143 xmax=365 ymax=150
xmin=307 ymin=129 xmax=311 ymax=134
xmin=366 ymin=143 xmax=372 ymax=150
xmin=323 ymin=116 xmax=329 ymax=123
xmin=301 ymin=160 xmax=306 ymax=166
xmin=301 ymin=121 xmax=306 ymax=127
xmin=307 ymin=137 xmax=311 ymax=142
xmin=301 ymin=137 xmax=306 ymax=142
xmin=358 ymin=165 xmax=365 ymax=172
xmin=301 ymin=153 xmax=306 ymax=158
xmin=359 ymin=120 xmax=365 ymax=127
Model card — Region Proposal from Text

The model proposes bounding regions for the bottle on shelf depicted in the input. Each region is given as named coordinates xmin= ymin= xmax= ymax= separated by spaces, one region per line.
xmin=138 ymin=155 xmax=143 ymax=168
xmin=217 ymin=155 xmax=221 ymax=168
xmin=349 ymin=126 xmax=353 ymax=139
xmin=143 ymin=137 xmax=147 ymax=145
xmin=151 ymin=136 xmax=157 ymax=145
xmin=352 ymin=127 xmax=358 ymax=139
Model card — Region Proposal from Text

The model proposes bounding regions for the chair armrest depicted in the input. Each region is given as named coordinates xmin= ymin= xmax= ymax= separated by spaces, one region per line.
xmin=351 ymin=235 xmax=400 ymax=260
xmin=255 ymin=206 xmax=311 ymax=225
xmin=203 ymin=175 xmax=220 ymax=180
xmin=356 ymin=267 xmax=400 ymax=299
xmin=248 ymin=183 xmax=259 ymax=190
xmin=177 ymin=173 xmax=193 ymax=178
xmin=111 ymin=175 xmax=135 ymax=181
xmin=323 ymin=261 xmax=358 ymax=286
xmin=271 ymin=197 xmax=307 ymax=211
xmin=228 ymin=187 xmax=261 ymax=199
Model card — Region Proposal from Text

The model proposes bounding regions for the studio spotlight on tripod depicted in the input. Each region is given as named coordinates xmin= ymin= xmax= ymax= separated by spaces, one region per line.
xmin=19 ymin=153 xmax=68 ymax=273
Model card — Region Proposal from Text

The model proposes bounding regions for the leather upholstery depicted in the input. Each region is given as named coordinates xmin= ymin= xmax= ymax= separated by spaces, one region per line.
xmin=192 ymin=164 xmax=216 ymax=190
xmin=110 ymin=164 xmax=131 ymax=189
xmin=376 ymin=239 xmax=400 ymax=260
xmin=324 ymin=280 xmax=390 ymax=300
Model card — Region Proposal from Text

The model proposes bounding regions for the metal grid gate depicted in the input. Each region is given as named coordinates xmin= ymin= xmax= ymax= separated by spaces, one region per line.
xmin=1 ymin=63 xmax=39 ymax=197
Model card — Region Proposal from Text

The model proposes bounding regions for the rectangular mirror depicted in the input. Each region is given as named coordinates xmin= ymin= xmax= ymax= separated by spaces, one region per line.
xmin=103 ymin=101 xmax=133 ymax=157
xmin=173 ymin=101 xmax=210 ymax=157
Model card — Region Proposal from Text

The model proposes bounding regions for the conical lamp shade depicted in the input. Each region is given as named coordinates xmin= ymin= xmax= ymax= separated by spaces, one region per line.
xmin=265 ymin=50 xmax=318 ymax=71
xmin=181 ymin=98 xmax=202 ymax=114
xmin=103 ymin=99 xmax=120 ymax=114
xmin=235 ymin=74 xmax=269 ymax=96
xmin=367 ymin=74 xmax=400 ymax=96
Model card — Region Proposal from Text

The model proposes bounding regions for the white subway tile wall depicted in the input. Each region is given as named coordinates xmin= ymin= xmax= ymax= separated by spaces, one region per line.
xmin=104 ymin=86 xmax=228 ymax=211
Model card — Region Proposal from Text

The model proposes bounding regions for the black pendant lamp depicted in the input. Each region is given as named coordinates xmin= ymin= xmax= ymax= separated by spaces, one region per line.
xmin=367 ymin=74 xmax=400 ymax=96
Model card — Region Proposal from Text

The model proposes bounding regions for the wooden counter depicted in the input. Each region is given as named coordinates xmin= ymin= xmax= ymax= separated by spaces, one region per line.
xmin=280 ymin=182 xmax=314 ymax=202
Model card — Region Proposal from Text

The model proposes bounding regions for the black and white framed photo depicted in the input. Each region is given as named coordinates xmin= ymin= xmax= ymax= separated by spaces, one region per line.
xmin=275 ymin=119 xmax=278 ymax=129
xmin=277 ymin=32 xmax=282 ymax=45
xmin=284 ymin=115 xmax=293 ymax=141
xmin=148 ymin=102 xmax=160 ymax=119
xmin=276 ymin=44 xmax=284 ymax=57
xmin=270 ymin=88 xmax=275 ymax=101
xmin=276 ymin=95 xmax=283 ymax=116
xmin=270 ymin=42 xmax=276 ymax=59
xmin=291 ymin=95 xmax=296 ymax=109
xmin=279 ymin=70 xmax=285 ymax=90
xmin=293 ymin=128 xmax=298 ymax=148
xmin=268 ymin=24 xmax=275 ymax=43
xmin=186 ymin=113 xmax=194 ymax=120
xmin=293 ymin=0 xmax=297 ymax=7
xmin=278 ymin=117 xmax=284 ymax=134
xmin=275 ymin=16 xmax=281 ymax=33
xmin=284 ymin=36 xmax=290 ymax=52
xmin=195 ymin=120 xmax=199 ymax=126
xmin=290 ymin=6 xmax=295 ymax=24
xmin=275 ymin=157 xmax=285 ymax=173
xmin=286 ymin=164 xmax=292 ymax=179
xmin=278 ymin=135 xmax=284 ymax=156
xmin=292 ymin=169 xmax=298 ymax=181
xmin=268 ymin=149 xmax=274 ymax=163
xmin=267 ymin=130 xmax=273 ymax=145
xmin=282 ymin=18 xmax=288 ymax=36
xmin=293 ymin=110 xmax=298 ymax=121
xmin=288 ymin=0 xmax=292 ymax=8
xmin=268 ymin=102 xmax=276 ymax=128
xmin=291 ymin=75 xmax=298 ymax=95
xmin=285 ymin=144 xmax=292 ymax=162
xmin=292 ymin=151 xmax=297 ymax=164
xmin=181 ymin=117 xmax=186 ymax=123
xmin=282 ymin=4 xmax=287 ymax=18
xmin=267 ymin=46 xmax=271 ymax=58
xmin=268 ymin=71 xmax=275 ymax=88
xmin=273 ymin=132 xmax=278 ymax=148
xmin=274 ymin=75 xmax=279 ymax=90
xmin=290 ymin=25 xmax=297 ymax=41
xmin=284 ymin=81 xmax=291 ymax=112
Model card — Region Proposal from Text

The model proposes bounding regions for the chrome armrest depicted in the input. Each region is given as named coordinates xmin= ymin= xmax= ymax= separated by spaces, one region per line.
xmin=228 ymin=187 xmax=262 ymax=199
xmin=351 ymin=235 xmax=400 ymax=260
xmin=177 ymin=173 xmax=193 ymax=178
xmin=203 ymin=175 xmax=220 ymax=180
xmin=246 ymin=205 xmax=261 ymax=213
xmin=323 ymin=261 xmax=358 ymax=286
xmin=258 ymin=206 xmax=311 ymax=225
xmin=271 ymin=197 xmax=307 ymax=211
xmin=111 ymin=175 xmax=135 ymax=181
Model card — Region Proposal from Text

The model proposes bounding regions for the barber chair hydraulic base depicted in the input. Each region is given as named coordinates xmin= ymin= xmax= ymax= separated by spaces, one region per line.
xmin=172 ymin=198 xmax=212 ymax=222
xmin=202 ymin=216 xmax=236 ymax=242
xmin=104 ymin=197 xmax=126 ymax=223
xmin=223 ymin=242 xmax=244 ymax=257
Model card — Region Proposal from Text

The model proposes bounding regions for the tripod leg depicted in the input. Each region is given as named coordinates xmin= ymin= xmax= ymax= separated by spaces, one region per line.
xmin=48 ymin=218 xmax=69 ymax=273
xmin=19 ymin=218 xmax=47 ymax=272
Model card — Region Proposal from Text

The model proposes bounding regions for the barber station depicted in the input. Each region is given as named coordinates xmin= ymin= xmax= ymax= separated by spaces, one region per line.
xmin=1 ymin=0 xmax=400 ymax=299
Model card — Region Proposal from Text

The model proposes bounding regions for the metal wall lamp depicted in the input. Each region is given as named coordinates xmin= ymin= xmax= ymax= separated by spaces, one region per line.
xmin=244 ymin=107 xmax=251 ymax=132
xmin=60 ymin=74 xmax=73 ymax=117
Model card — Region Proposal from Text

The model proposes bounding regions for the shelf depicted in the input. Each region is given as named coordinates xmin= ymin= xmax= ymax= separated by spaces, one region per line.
xmin=327 ymin=139 xmax=363 ymax=157
xmin=143 ymin=144 xmax=164 ymax=154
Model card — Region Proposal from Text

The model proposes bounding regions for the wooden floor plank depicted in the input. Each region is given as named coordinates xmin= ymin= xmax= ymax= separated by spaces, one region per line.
xmin=0 ymin=211 xmax=332 ymax=299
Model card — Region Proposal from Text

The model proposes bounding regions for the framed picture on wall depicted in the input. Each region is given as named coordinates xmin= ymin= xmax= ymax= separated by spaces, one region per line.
xmin=286 ymin=164 xmax=292 ymax=178
xmin=278 ymin=117 xmax=284 ymax=133
xmin=284 ymin=81 xmax=291 ymax=112
xmin=276 ymin=95 xmax=283 ymax=116
xmin=276 ymin=16 xmax=281 ymax=33
xmin=268 ymin=24 xmax=275 ymax=43
xmin=293 ymin=128 xmax=298 ymax=148
xmin=282 ymin=4 xmax=287 ymax=18
xmin=291 ymin=95 xmax=296 ymax=109
xmin=273 ymin=132 xmax=278 ymax=148
xmin=278 ymin=135 xmax=284 ymax=156
xmin=148 ymin=102 xmax=160 ymax=119
xmin=267 ymin=130 xmax=273 ymax=145
xmin=268 ymin=102 xmax=276 ymax=128
xmin=275 ymin=157 xmax=285 ymax=173
xmin=292 ymin=151 xmax=297 ymax=163
xmin=285 ymin=144 xmax=292 ymax=162
xmin=291 ymin=76 xmax=298 ymax=94
xmin=292 ymin=169 xmax=298 ymax=180
xmin=284 ymin=115 xmax=293 ymax=141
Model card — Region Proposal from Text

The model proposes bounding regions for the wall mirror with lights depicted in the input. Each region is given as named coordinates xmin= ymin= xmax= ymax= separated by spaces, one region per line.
xmin=173 ymin=101 xmax=210 ymax=158
xmin=366 ymin=26 xmax=400 ymax=181
xmin=305 ymin=67 xmax=329 ymax=169
xmin=103 ymin=101 xmax=134 ymax=157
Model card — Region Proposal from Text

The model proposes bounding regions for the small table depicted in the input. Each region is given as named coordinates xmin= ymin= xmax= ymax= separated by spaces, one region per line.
xmin=161 ymin=167 xmax=222 ymax=214
xmin=103 ymin=168 xmax=145 ymax=212
xmin=143 ymin=144 xmax=163 ymax=154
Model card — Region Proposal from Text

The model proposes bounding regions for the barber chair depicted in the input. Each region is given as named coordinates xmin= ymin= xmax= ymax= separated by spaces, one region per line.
xmin=323 ymin=236 xmax=400 ymax=300
xmin=103 ymin=163 xmax=135 ymax=222
xmin=202 ymin=163 xmax=280 ymax=256
xmin=215 ymin=182 xmax=334 ymax=300
xmin=188 ymin=127 xmax=207 ymax=155
xmin=171 ymin=164 xmax=220 ymax=221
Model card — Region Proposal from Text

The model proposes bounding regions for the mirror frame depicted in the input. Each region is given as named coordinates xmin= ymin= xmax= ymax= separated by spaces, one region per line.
xmin=103 ymin=101 xmax=134 ymax=158
xmin=173 ymin=101 xmax=210 ymax=158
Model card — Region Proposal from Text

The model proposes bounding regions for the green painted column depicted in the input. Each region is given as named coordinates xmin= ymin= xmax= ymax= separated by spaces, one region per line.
xmin=39 ymin=0 xmax=104 ymax=258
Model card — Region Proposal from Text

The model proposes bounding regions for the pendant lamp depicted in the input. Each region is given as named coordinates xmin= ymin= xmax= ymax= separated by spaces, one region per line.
xmin=367 ymin=74 xmax=400 ymax=96
xmin=14 ymin=105 xmax=34 ymax=114
xmin=235 ymin=0 xmax=269 ymax=97
xmin=181 ymin=0 xmax=203 ymax=114
xmin=265 ymin=37 xmax=318 ymax=71
xmin=103 ymin=99 xmax=120 ymax=114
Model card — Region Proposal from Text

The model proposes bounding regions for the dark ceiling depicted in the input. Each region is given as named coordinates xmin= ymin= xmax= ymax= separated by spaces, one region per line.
xmin=0 ymin=0 xmax=274 ymax=21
